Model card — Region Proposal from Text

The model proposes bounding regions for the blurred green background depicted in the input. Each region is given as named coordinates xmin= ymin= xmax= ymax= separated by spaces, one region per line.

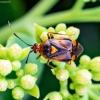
xmin=0 ymin=0 xmax=100 ymax=100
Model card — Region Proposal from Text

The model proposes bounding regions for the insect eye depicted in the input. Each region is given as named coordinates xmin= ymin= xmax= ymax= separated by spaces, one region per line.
xmin=34 ymin=43 xmax=37 ymax=46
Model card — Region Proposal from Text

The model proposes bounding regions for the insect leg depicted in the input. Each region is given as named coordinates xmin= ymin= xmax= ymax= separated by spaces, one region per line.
xmin=38 ymin=36 xmax=43 ymax=42
xmin=25 ymin=50 xmax=33 ymax=63
xmin=47 ymin=60 xmax=54 ymax=69
xmin=36 ymin=54 xmax=41 ymax=59
xmin=47 ymin=32 xmax=54 ymax=39
xmin=48 ymin=32 xmax=75 ymax=36
xmin=66 ymin=60 xmax=71 ymax=65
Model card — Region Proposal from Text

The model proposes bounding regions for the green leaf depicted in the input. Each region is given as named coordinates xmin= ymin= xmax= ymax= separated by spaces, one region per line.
xmin=25 ymin=84 xmax=40 ymax=98
xmin=34 ymin=23 xmax=47 ymax=43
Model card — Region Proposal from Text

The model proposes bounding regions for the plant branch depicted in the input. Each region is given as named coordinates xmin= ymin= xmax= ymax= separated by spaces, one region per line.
xmin=88 ymin=89 xmax=100 ymax=100
xmin=35 ymin=7 xmax=100 ymax=26
xmin=24 ymin=0 xmax=58 ymax=18
xmin=72 ymin=0 xmax=85 ymax=11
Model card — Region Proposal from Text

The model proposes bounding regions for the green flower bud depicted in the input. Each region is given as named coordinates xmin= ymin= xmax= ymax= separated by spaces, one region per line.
xmin=24 ymin=63 xmax=38 ymax=75
xmin=0 ymin=78 xmax=8 ymax=91
xmin=0 ymin=44 xmax=7 ymax=59
xmin=18 ymin=47 xmax=30 ymax=61
xmin=55 ymin=23 xmax=67 ymax=32
xmin=20 ymin=75 xmax=37 ymax=90
xmin=54 ymin=31 xmax=68 ymax=39
xmin=92 ymin=71 xmax=100 ymax=81
xmin=56 ymin=69 xmax=69 ymax=81
xmin=52 ymin=61 xmax=61 ymax=67
xmin=88 ymin=57 xmax=100 ymax=72
xmin=44 ymin=91 xmax=62 ymax=100
xmin=75 ymin=84 xmax=86 ymax=96
xmin=40 ymin=56 xmax=47 ymax=63
xmin=60 ymin=90 xmax=68 ymax=98
xmin=70 ymin=83 xmax=75 ymax=90
xmin=12 ymin=87 xmax=24 ymax=99
xmin=47 ymin=27 xmax=55 ymax=32
xmin=16 ymin=69 xmax=24 ymax=77
xmin=0 ymin=60 xmax=12 ymax=76
xmin=73 ymin=93 xmax=81 ymax=100
xmin=34 ymin=23 xmax=46 ymax=43
xmin=12 ymin=60 xmax=21 ymax=71
xmin=75 ymin=69 xmax=92 ymax=85
xmin=8 ymin=44 xmax=22 ymax=61
xmin=66 ymin=26 xmax=80 ymax=40
xmin=7 ymin=79 xmax=16 ymax=89
xmin=80 ymin=55 xmax=91 ymax=65
xmin=40 ymin=31 xmax=48 ymax=41
xmin=65 ymin=61 xmax=76 ymax=71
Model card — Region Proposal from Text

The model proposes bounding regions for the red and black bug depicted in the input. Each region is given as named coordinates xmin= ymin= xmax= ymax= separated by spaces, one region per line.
xmin=8 ymin=21 xmax=83 ymax=68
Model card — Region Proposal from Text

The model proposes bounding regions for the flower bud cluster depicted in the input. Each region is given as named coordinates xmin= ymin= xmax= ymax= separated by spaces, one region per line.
xmin=34 ymin=23 xmax=100 ymax=100
xmin=0 ymin=44 xmax=39 ymax=99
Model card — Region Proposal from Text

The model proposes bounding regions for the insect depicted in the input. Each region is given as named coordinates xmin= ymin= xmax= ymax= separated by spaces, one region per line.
xmin=8 ymin=21 xmax=83 ymax=68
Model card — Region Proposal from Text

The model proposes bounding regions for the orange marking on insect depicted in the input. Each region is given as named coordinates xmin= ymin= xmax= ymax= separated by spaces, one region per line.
xmin=71 ymin=54 xmax=76 ymax=60
xmin=72 ymin=40 xmax=77 ymax=47
xmin=50 ymin=46 xmax=58 ymax=54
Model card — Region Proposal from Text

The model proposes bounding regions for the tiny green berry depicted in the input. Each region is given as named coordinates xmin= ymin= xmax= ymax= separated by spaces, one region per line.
xmin=52 ymin=60 xmax=61 ymax=67
xmin=70 ymin=83 xmax=75 ymax=90
xmin=16 ymin=69 xmax=24 ymax=77
xmin=66 ymin=26 xmax=80 ymax=40
xmin=0 ymin=60 xmax=12 ymax=76
xmin=0 ymin=44 xmax=7 ymax=59
xmin=44 ymin=91 xmax=62 ymax=100
xmin=12 ymin=60 xmax=21 ymax=71
xmin=8 ymin=44 xmax=22 ymax=61
xmin=88 ymin=57 xmax=100 ymax=72
xmin=47 ymin=27 xmax=55 ymax=32
xmin=12 ymin=87 xmax=24 ymax=99
xmin=18 ymin=47 xmax=30 ymax=61
xmin=80 ymin=55 xmax=91 ymax=65
xmin=55 ymin=23 xmax=67 ymax=32
xmin=75 ymin=84 xmax=86 ymax=96
xmin=20 ymin=75 xmax=37 ymax=90
xmin=56 ymin=69 xmax=69 ymax=81
xmin=75 ymin=69 xmax=92 ymax=85
xmin=40 ymin=56 xmax=47 ymax=63
xmin=92 ymin=71 xmax=100 ymax=81
xmin=7 ymin=79 xmax=16 ymax=89
xmin=40 ymin=31 xmax=48 ymax=41
xmin=0 ymin=78 xmax=8 ymax=91
xmin=65 ymin=61 xmax=76 ymax=71
xmin=24 ymin=63 xmax=38 ymax=75
xmin=54 ymin=31 xmax=68 ymax=39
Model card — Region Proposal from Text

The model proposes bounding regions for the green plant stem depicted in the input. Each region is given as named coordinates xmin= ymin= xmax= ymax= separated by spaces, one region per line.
xmin=89 ymin=84 xmax=100 ymax=90
xmin=82 ymin=93 xmax=89 ymax=100
xmin=59 ymin=80 xmax=67 ymax=91
xmin=36 ymin=7 xmax=100 ymax=26
xmin=88 ymin=89 xmax=100 ymax=100
xmin=72 ymin=0 xmax=85 ymax=11
xmin=25 ymin=0 xmax=58 ymax=18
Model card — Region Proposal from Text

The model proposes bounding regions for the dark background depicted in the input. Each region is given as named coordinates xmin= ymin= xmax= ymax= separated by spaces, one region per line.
xmin=0 ymin=0 xmax=100 ymax=100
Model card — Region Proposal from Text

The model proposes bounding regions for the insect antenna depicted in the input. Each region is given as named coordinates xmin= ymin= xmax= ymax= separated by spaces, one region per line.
xmin=8 ymin=21 xmax=33 ymax=46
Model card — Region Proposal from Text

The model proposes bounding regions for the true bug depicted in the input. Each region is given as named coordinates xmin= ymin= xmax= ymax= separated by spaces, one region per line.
xmin=8 ymin=21 xmax=83 ymax=68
